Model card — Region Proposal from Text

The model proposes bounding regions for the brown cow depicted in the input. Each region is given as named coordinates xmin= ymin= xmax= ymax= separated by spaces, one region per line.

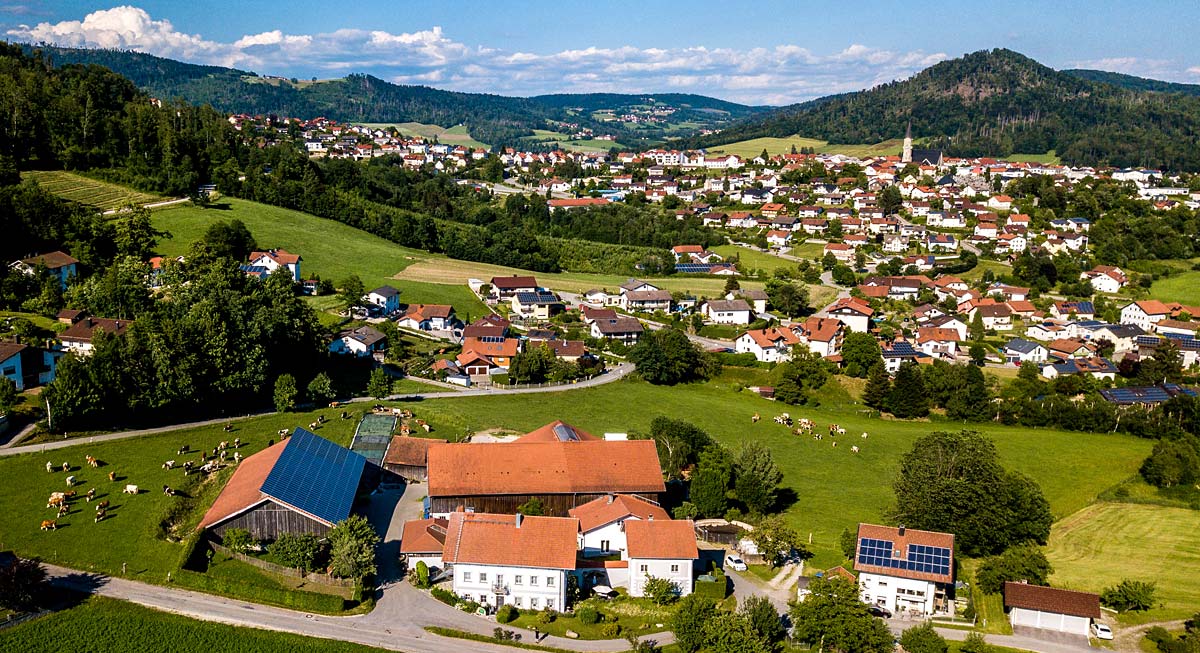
xmin=40 ymin=519 xmax=57 ymax=531
xmin=108 ymin=470 xmax=117 ymax=482
xmin=94 ymin=510 xmax=106 ymax=523
xmin=96 ymin=500 xmax=110 ymax=510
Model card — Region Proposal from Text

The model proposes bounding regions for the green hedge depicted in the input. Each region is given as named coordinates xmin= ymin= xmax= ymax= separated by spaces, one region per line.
xmin=173 ymin=569 xmax=347 ymax=614
xmin=694 ymin=576 xmax=728 ymax=601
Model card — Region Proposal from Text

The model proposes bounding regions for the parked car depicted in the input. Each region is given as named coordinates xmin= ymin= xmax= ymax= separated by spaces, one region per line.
xmin=1092 ymin=623 xmax=1113 ymax=640
xmin=867 ymin=605 xmax=893 ymax=618
xmin=725 ymin=554 xmax=748 ymax=571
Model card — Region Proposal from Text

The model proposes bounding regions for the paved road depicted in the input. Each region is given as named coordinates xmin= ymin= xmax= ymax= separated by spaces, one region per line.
xmin=0 ymin=364 xmax=634 ymax=459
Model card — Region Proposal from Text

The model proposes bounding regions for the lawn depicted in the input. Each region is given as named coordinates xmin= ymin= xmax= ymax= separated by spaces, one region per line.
xmin=151 ymin=198 xmax=488 ymax=317
xmin=0 ymin=596 xmax=392 ymax=653
xmin=1005 ymin=151 xmax=1061 ymax=165
xmin=712 ymin=244 xmax=797 ymax=273
xmin=1150 ymin=270 xmax=1200 ymax=305
xmin=358 ymin=121 xmax=490 ymax=149
xmin=960 ymin=259 xmax=1013 ymax=282
xmin=788 ymin=242 xmax=826 ymax=260
xmin=1044 ymin=503 xmax=1200 ymax=616
xmin=506 ymin=593 xmax=673 ymax=639
xmin=21 ymin=170 xmax=165 ymax=211
xmin=708 ymin=135 xmax=901 ymax=159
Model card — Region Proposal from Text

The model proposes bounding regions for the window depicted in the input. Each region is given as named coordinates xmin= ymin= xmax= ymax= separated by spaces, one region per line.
xmin=530 ymin=576 xmax=538 ymax=586
xmin=640 ymin=564 xmax=648 ymax=573
xmin=514 ymin=597 xmax=522 ymax=607
xmin=547 ymin=599 xmax=555 ymax=610
xmin=601 ymin=540 xmax=610 ymax=552
xmin=531 ymin=598 xmax=540 ymax=609
xmin=479 ymin=573 xmax=487 ymax=583
xmin=547 ymin=577 xmax=554 ymax=587
xmin=515 ymin=575 xmax=523 ymax=585
xmin=463 ymin=572 xmax=472 ymax=583
xmin=671 ymin=564 xmax=679 ymax=573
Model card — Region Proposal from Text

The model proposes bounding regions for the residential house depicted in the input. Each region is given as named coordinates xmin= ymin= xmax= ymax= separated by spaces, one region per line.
xmin=854 ymin=523 xmax=956 ymax=616
xmin=735 ymin=327 xmax=801 ymax=363
xmin=728 ymin=289 xmax=769 ymax=314
xmin=365 ymin=285 xmax=401 ymax=314
xmin=246 ymin=249 xmax=302 ymax=282
xmin=881 ymin=340 xmax=923 ymax=374
xmin=926 ymin=234 xmax=958 ymax=251
xmin=399 ymin=517 xmax=449 ymax=571
xmin=570 ymin=494 xmax=669 ymax=558
xmin=1089 ymin=323 xmax=1145 ymax=354
xmin=766 ymin=230 xmax=793 ymax=248
xmin=460 ymin=337 xmax=521 ymax=370
xmin=1004 ymin=339 xmax=1049 ymax=365
xmin=622 ymin=290 xmax=674 ymax=314
xmin=1041 ymin=357 xmax=1117 ymax=380
xmin=1120 ymin=300 xmax=1171 ymax=331
xmin=331 ymin=325 xmax=387 ymax=358
xmin=1047 ymin=338 xmax=1093 ymax=361
xmin=11 ymin=251 xmax=78 ymax=289
xmin=795 ymin=317 xmax=844 ymax=358
xmin=1003 ymin=582 xmax=1101 ymax=637
xmin=916 ymin=328 xmax=961 ymax=359
xmin=511 ymin=291 xmax=566 ymax=320
xmin=590 ymin=317 xmax=644 ymax=345
xmin=825 ymin=297 xmax=874 ymax=333
xmin=824 ymin=243 xmax=855 ymax=264
xmin=626 ymin=519 xmax=698 ymax=599
xmin=0 ymin=342 xmax=59 ymax=390
xmin=701 ymin=299 xmax=753 ymax=325
xmin=1051 ymin=301 xmax=1095 ymax=320
xmin=975 ymin=304 xmax=1013 ymax=331
xmin=490 ymin=275 xmax=540 ymax=300
xmin=397 ymin=304 xmax=460 ymax=332
xmin=59 ymin=317 xmax=132 ymax=355
xmin=1081 ymin=266 xmax=1128 ymax=294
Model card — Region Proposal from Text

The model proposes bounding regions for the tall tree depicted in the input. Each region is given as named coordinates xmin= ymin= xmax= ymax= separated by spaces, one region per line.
xmin=367 ymin=367 xmax=390 ymax=399
xmin=841 ymin=332 xmax=882 ymax=378
xmin=273 ymin=373 xmax=298 ymax=412
xmin=790 ymin=576 xmax=894 ymax=653
xmin=734 ymin=441 xmax=783 ymax=515
xmin=887 ymin=361 xmax=929 ymax=418
xmin=690 ymin=446 xmax=733 ymax=518
xmin=670 ymin=593 xmax=717 ymax=653
xmin=863 ymin=363 xmax=891 ymax=410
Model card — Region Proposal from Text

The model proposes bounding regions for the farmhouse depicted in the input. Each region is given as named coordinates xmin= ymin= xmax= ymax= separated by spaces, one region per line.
xmin=59 ymin=317 xmax=132 ymax=355
xmin=570 ymin=494 xmax=670 ymax=558
xmin=198 ymin=428 xmax=368 ymax=541
xmin=1003 ymin=582 xmax=1100 ymax=637
xmin=855 ymin=523 xmax=956 ymax=617
xmin=246 ymin=249 xmax=302 ymax=282
xmin=701 ymin=299 xmax=754 ymax=325
xmin=330 ymin=325 xmax=387 ymax=358
xmin=425 ymin=420 xmax=666 ymax=517
xmin=626 ymin=519 xmax=699 ymax=599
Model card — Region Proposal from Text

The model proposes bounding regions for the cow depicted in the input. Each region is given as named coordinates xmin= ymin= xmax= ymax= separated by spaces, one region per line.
xmin=86 ymin=455 xmax=99 ymax=468
xmin=123 ymin=484 xmax=139 ymax=495
xmin=861 ymin=432 xmax=869 ymax=439
xmin=94 ymin=510 xmax=106 ymax=523
xmin=223 ymin=422 xmax=233 ymax=433
xmin=86 ymin=488 xmax=96 ymax=502
xmin=162 ymin=460 xmax=176 ymax=470
xmin=177 ymin=444 xmax=190 ymax=455
xmin=63 ymin=490 xmax=76 ymax=500
xmin=162 ymin=485 xmax=175 ymax=496
xmin=218 ymin=441 xmax=228 ymax=451
xmin=65 ymin=475 xmax=76 ymax=487
xmin=61 ymin=462 xmax=70 ymax=472
xmin=851 ymin=445 xmax=860 ymax=454
xmin=752 ymin=412 xmax=760 ymax=423
xmin=96 ymin=500 xmax=110 ymax=510
xmin=46 ymin=461 xmax=53 ymax=473
xmin=108 ymin=471 xmax=116 ymax=482
xmin=831 ymin=441 xmax=837 ymax=447
xmin=278 ymin=429 xmax=288 ymax=437
xmin=57 ymin=504 xmax=69 ymax=517
xmin=233 ymin=438 xmax=241 ymax=448
xmin=40 ymin=519 xmax=57 ymax=531
xmin=232 ymin=452 xmax=241 ymax=464
xmin=47 ymin=494 xmax=65 ymax=508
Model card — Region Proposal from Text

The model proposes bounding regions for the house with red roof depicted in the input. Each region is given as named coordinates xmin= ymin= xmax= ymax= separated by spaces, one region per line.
xmin=246 ymin=249 xmax=301 ymax=282
xmin=854 ymin=523 xmax=956 ymax=616
xmin=825 ymin=297 xmax=874 ymax=333
xmin=626 ymin=519 xmax=699 ymax=599
xmin=569 ymin=494 xmax=670 ymax=558
xmin=735 ymin=326 xmax=802 ymax=363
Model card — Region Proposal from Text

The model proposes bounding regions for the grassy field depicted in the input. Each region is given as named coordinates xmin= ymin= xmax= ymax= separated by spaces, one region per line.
xmin=1005 ymin=151 xmax=1061 ymax=165
xmin=1044 ymin=503 xmax=1200 ymax=616
xmin=151 ymin=198 xmax=488 ymax=317
xmin=712 ymin=244 xmax=796 ymax=272
xmin=709 ymin=135 xmax=902 ymax=159
xmin=0 ymin=596 xmax=392 ymax=653
xmin=21 ymin=170 xmax=164 ymax=210
xmin=788 ymin=242 xmax=826 ymax=260
xmin=528 ymin=129 xmax=629 ymax=153
xmin=960 ymin=259 xmax=1013 ymax=282
xmin=1150 ymin=270 xmax=1200 ymax=305
xmin=357 ymin=121 xmax=490 ymax=149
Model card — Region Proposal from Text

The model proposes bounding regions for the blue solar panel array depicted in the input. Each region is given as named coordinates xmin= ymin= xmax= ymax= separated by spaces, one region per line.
xmin=515 ymin=292 xmax=560 ymax=304
xmin=675 ymin=263 xmax=714 ymax=274
xmin=260 ymin=428 xmax=367 ymax=525
xmin=857 ymin=537 xmax=952 ymax=577
xmin=883 ymin=342 xmax=919 ymax=358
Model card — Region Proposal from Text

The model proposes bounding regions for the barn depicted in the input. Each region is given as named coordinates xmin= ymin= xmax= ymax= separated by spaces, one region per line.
xmin=1004 ymin=581 xmax=1101 ymax=636
xmin=382 ymin=436 xmax=446 ymax=481
xmin=198 ymin=428 xmax=367 ymax=541
xmin=425 ymin=420 xmax=665 ymax=517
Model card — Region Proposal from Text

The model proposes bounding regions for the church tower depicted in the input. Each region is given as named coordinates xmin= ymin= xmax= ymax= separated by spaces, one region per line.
xmin=902 ymin=120 xmax=913 ymax=163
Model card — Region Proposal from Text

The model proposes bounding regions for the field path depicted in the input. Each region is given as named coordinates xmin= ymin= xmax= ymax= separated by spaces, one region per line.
xmin=102 ymin=197 xmax=189 ymax=215
xmin=1112 ymin=620 xmax=1188 ymax=653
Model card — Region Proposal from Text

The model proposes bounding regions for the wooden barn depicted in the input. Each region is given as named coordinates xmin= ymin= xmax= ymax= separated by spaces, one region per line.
xmin=425 ymin=420 xmax=665 ymax=517
xmin=382 ymin=436 xmax=446 ymax=481
xmin=198 ymin=428 xmax=367 ymax=542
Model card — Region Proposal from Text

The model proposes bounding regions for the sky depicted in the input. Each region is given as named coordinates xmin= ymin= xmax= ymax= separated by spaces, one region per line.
xmin=3 ymin=1 xmax=1199 ymax=105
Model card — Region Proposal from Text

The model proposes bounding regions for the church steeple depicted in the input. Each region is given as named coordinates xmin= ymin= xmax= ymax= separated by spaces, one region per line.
xmin=902 ymin=120 xmax=913 ymax=163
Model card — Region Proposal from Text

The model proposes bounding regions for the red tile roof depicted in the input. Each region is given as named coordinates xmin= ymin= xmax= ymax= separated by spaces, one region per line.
xmin=59 ymin=317 xmax=132 ymax=343
xmin=384 ymin=436 xmax=447 ymax=467
xmin=1004 ymin=582 xmax=1101 ymax=619
xmin=625 ymin=519 xmax=699 ymax=559
xmin=249 ymin=249 xmax=300 ymax=265
xmin=515 ymin=420 xmax=599 ymax=443
xmin=490 ymin=275 xmax=539 ymax=290
xmin=441 ymin=512 xmax=579 ymax=570
xmin=403 ymin=304 xmax=454 ymax=321
xmin=569 ymin=494 xmax=669 ymax=532
xmin=197 ymin=439 xmax=289 ymax=529
xmin=399 ymin=517 xmax=448 ymax=554
xmin=854 ymin=523 xmax=955 ymax=584
xmin=548 ymin=198 xmax=610 ymax=208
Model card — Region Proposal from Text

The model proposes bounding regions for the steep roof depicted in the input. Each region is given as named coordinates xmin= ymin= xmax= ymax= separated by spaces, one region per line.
xmin=1003 ymin=582 xmax=1101 ymax=619
xmin=427 ymin=438 xmax=665 ymax=498
xmin=705 ymin=299 xmax=752 ymax=312
xmin=515 ymin=420 xmax=599 ymax=443
xmin=854 ymin=523 xmax=954 ymax=584
xmin=259 ymin=428 xmax=367 ymax=526
xmin=441 ymin=512 xmax=579 ymax=570
xmin=625 ymin=519 xmax=699 ymax=559
xmin=0 ymin=342 xmax=27 ymax=362
xmin=491 ymin=275 xmax=539 ymax=290
xmin=593 ymin=317 xmax=644 ymax=335
xmin=384 ymin=436 xmax=447 ymax=467
xmin=569 ymin=494 xmax=670 ymax=533
xmin=249 ymin=249 xmax=300 ymax=265
xmin=59 ymin=317 xmax=132 ymax=343
xmin=399 ymin=517 xmax=448 ymax=554
xmin=197 ymin=438 xmax=290 ymax=529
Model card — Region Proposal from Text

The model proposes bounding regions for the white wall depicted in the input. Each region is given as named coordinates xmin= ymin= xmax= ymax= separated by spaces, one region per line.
xmin=858 ymin=572 xmax=942 ymax=616
xmin=628 ymin=558 xmax=693 ymax=598
xmin=1010 ymin=608 xmax=1090 ymax=636
xmin=580 ymin=521 xmax=628 ymax=558
xmin=452 ymin=563 xmax=567 ymax=611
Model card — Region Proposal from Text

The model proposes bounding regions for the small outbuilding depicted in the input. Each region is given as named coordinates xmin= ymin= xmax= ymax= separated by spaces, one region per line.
xmin=1004 ymin=581 xmax=1101 ymax=636
xmin=382 ymin=436 xmax=446 ymax=481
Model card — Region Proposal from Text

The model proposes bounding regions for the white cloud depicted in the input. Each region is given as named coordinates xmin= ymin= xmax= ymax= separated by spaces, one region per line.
xmin=7 ymin=5 xmax=952 ymax=104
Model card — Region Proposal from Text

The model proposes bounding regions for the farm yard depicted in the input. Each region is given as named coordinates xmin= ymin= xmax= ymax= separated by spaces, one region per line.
xmin=21 ymin=170 xmax=165 ymax=211
xmin=0 ymin=597 xmax=393 ymax=653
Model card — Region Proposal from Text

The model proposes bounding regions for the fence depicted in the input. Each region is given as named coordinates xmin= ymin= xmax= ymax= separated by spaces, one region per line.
xmin=209 ymin=542 xmax=356 ymax=588
xmin=489 ymin=372 xmax=604 ymax=391
xmin=0 ymin=609 xmax=51 ymax=631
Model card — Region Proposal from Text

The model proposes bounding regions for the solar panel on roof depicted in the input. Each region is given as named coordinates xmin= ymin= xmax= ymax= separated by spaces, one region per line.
xmin=675 ymin=264 xmax=713 ymax=273
xmin=552 ymin=424 xmax=580 ymax=442
xmin=260 ymin=428 xmax=367 ymax=525
xmin=857 ymin=537 xmax=951 ymax=577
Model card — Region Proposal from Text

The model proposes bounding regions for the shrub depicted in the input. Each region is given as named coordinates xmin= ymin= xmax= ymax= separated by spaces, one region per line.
xmin=269 ymin=532 xmax=325 ymax=572
xmin=1101 ymin=579 xmax=1157 ymax=612
xmin=537 ymin=609 xmax=557 ymax=624
xmin=577 ymin=606 xmax=600 ymax=625
xmin=459 ymin=599 xmax=480 ymax=613
xmin=496 ymin=604 xmax=518 ymax=623
xmin=959 ymin=632 xmax=993 ymax=653
xmin=222 ymin=528 xmax=254 ymax=554
xmin=899 ymin=623 xmax=948 ymax=653
xmin=601 ymin=623 xmax=622 ymax=638
xmin=431 ymin=587 xmax=458 ymax=605
xmin=643 ymin=576 xmax=680 ymax=605
xmin=412 ymin=560 xmax=430 ymax=588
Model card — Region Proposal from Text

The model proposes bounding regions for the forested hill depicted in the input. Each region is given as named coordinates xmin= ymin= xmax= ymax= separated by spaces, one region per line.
xmin=692 ymin=49 xmax=1200 ymax=171
xmin=530 ymin=92 xmax=763 ymax=116
xmin=1062 ymin=69 xmax=1200 ymax=96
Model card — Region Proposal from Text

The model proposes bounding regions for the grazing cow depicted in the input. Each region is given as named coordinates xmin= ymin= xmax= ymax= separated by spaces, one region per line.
xmin=61 ymin=462 xmax=69 ymax=472
xmin=57 ymin=504 xmax=69 ymax=517
xmin=86 ymin=488 xmax=96 ymax=502
xmin=46 ymin=461 xmax=53 ymax=473
xmin=63 ymin=490 xmax=76 ymax=500
xmin=851 ymin=446 xmax=860 ymax=454
xmin=123 ymin=484 xmax=138 ymax=495
xmin=177 ymin=444 xmax=190 ymax=455
xmin=40 ymin=519 xmax=57 ymax=531
xmin=836 ymin=427 xmax=847 ymax=436
xmin=308 ymin=421 xmax=319 ymax=430
xmin=65 ymin=475 xmax=76 ymax=487
xmin=86 ymin=455 xmax=99 ymax=468
xmin=218 ymin=441 xmax=228 ymax=451
xmin=162 ymin=485 xmax=175 ymax=496
xmin=47 ymin=494 xmax=65 ymax=508
xmin=232 ymin=452 xmax=241 ymax=464
xmin=162 ymin=460 xmax=175 ymax=470
xmin=233 ymin=438 xmax=240 ymax=448
xmin=831 ymin=441 xmax=837 ymax=447
xmin=223 ymin=422 xmax=233 ymax=433
xmin=96 ymin=500 xmax=110 ymax=510
xmin=861 ymin=432 xmax=869 ymax=439
xmin=752 ymin=412 xmax=760 ymax=423
xmin=278 ymin=429 xmax=288 ymax=437
xmin=95 ymin=510 xmax=106 ymax=523
xmin=340 ymin=411 xmax=349 ymax=420
xmin=108 ymin=471 xmax=116 ymax=482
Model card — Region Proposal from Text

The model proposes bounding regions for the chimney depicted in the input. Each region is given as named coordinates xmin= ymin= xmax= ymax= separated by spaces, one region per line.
xmin=515 ymin=513 xmax=523 ymax=528
xmin=607 ymin=494 xmax=614 ymax=505
xmin=898 ymin=525 xmax=905 ymax=536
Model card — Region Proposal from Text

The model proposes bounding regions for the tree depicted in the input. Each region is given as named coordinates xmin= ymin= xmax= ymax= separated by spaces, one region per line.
xmin=629 ymin=328 xmax=717 ymax=385
xmin=724 ymin=276 xmax=741 ymax=293
xmin=201 ymin=219 xmax=258 ymax=260
xmin=739 ymin=595 xmax=786 ymax=647
xmin=328 ymin=514 xmax=380 ymax=579
xmin=649 ymin=417 xmax=714 ymax=480
xmin=670 ymin=594 xmax=717 ymax=653
xmin=273 ymin=373 xmax=298 ymax=412
xmin=841 ymin=333 xmax=882 ymax=378
xmin=643 ymin=576 xmax=679 ymax=605
xmin=747 ymin=515 xmax=809 ymax=568
xmin=306 ymin=372 xmax=334 ymax=406
xmin=840 ymin=527 xmax=858 ymax=559
xmin=1101 ymin=579 xmax=1157 ymax=612
xmin=969 ymin=342 xmax=988 ymax=366
xmin=113 ymin=206 xmax=163 ymax=260
xmin=735 ymin=441 xmax=783 ymax=515
xmin=887 ymin=361 xmax=929 ymax=418
xmin=879 ymin=185 xmax=903 ymax=216
xmin=367 ymin=367 xmax=390 ymax=399
xmin=959 ymin=632 xmax=994 ymax=653
xmin=970 ymin=311 xmax=986 ymax=340
xmin=900 ymin=623 xmax=948 ymax=653
xmin=339 ymin=274 xmax=365 ymax=309
xmin=891 ymin=431 xmax=1053 ymax=556
xmin=0 ymin=376 xmax=18 ymax=413
xmin=975 ymin=544 xmax=1053 ymax=594
xmin=765 ymin=279 xmax=809 ymax=317
xmin=1140 ymin=436 xmax=1200 ymax=488
xmin=790 ymin=576 xmax=894 ymax=653
xmin=863 ymin=363 xmax=891 ymax=410
xmin=701 ymin=612 xmax=772 ymax=653
xmin=690 ymin=446 xmax=733 ymax=517
xmin=270 ymin=532 xmax=325 ymax=571
xmin=947 ymin=364 xmax=989 ymax=421
xmin=517 ymin=497 xmax=545 ymax=516
xmin=831 ymin=265 xmax=857 ymax=286
xmin=0 ymin=557 xmax=47 ymax=611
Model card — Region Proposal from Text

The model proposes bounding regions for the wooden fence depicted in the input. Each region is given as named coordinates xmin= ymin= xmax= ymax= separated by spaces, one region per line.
xmin=208 ymin=542 xmax=356 ymax=588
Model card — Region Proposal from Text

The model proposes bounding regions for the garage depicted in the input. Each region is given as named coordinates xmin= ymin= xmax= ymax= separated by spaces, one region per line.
xmin=1004 ymin=581 xmax=1101 ymax=637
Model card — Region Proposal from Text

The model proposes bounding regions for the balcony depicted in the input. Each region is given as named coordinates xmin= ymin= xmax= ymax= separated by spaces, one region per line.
xmin=492 ymin=582 xmax=509 ymax=595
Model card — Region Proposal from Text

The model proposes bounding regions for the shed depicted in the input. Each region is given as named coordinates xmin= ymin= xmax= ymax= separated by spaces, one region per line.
xmin=383 ymin=436 xmax=447 ymax=481
xmin=1004 ymin=582 xmax=1100 ymax=636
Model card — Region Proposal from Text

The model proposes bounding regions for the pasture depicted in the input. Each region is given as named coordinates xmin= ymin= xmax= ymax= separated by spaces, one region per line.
xmin=1005 ymin=151 xmax=1062 ymax=165
xmin=0 ymin=596 xmax=392 ymax=653
xmin=151 ymin=199 xmax=488 ymax=317
xmin=21 ymin=170 xmax=164 ymax=211
xmin=357 ymin=121 xmax=490 ymax=149
xmin=712 ymin=244 xmax=796 ymax=272
xmin=708 ymin=135 xmax=902 ymax=159
xmin=1044 ymin=502 xmax=1200 ymax=618
xmin=1150 ymin=270 xmax=1200 ymax=306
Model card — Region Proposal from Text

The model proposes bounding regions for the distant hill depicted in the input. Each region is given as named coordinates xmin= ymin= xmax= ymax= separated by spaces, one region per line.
xmin=21 ymin=44 xmax=755 ymax=148
xmin=691 ymin=48 xmax=1200 ymax=170
xmin=1063 ymin=69 xmax=1200 ymax=96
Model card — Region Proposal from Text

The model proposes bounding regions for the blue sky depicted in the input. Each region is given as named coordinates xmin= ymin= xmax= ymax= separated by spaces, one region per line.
xmin=4 ymin=1 xmax=1199 ymax=105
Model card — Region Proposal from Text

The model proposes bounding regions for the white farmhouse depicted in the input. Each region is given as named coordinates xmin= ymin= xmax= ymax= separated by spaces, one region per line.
xmin=569 ymin=494 xmax=669 ymax=558
xmin=625 ymin=519 xmax=698 ymax=599
xmin=701 ymin=299 xmax=753 ymax=325
xmin=854 ymin=523 xmax=956 ymax=616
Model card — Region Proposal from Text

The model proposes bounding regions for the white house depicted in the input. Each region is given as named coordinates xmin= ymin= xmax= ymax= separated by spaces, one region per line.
xmin=1120 ymin=300 xmax=1171 ymax=331
xmin=590 ymin=317 xmax=644 ymax=345
xmin=246 ymin=249 xmax=302 ymax=282
xmin=701 ymin=299 xmax=753 ymax=325
xmin=735 ymin=327 xmax=801 ymax=363
xmin=330 ymin=325 xmax=387 ymax=357
xmin=397 ymin=304 xmax=459 ymax=331
xmin=625 ymin=519 xmax=698 ymax=599
xmin=1082 ymin=266 xmax=1128 ymax=294
xmin=58 ymin=317 xmax=132 ymax=356
xmin=569 ymin=495 xmax=669 ymax=558
xmin=795 ymin=317 xmax=844 ymax=358
xmin=1004 ymin=338 xmax=1049 ymax=365
xmin=365 ymin=285 xmax=401 ymax=314
xmin=825 ymin=297 xmax=874 ymax=333
xmin=854 ymin=523 xmax=956 ymax=616
xmin=1004 ymin=582 xmax=1101 ymax=637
